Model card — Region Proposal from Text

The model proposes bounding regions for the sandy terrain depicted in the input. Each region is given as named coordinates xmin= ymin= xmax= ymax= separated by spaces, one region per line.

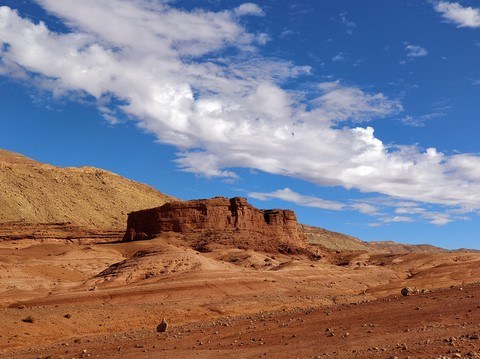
xmin=1 ymin=232 xmax=480 ymax=359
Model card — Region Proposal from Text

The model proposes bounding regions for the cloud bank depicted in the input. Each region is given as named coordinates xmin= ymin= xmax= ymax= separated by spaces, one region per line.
xmin=1 ymin=1 xmax=480 ymax=217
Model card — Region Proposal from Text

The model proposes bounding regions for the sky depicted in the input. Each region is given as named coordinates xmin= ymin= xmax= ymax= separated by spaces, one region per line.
xmin=1 ymin=1 xmax=480 ymax=249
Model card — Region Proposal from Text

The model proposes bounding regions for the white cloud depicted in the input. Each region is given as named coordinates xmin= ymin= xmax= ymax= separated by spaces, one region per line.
xmin=386 ymin=216 xmax=415 ymax=223
xmin=249 ymin=188 xmax=345 ymax=211
xmin=249 ymin=188 xmax=458 ymax=226
xmin=400 ymin=112 xmax=445 ymax=127
xmin=434 ymin=1 xmax=480 ymax=28
xmin=421 ymin=212 xmax=453 ymax=225
xmin=350 ymin=203 xmax=378 ymax=215
xmin=2 ymin=1 xmax=480 ymax=218
xmin=279 ymin=28 xmax=295 ymax=38
xmin=331 ymin=52 xmax=345 ymax=62
xmin=405 ymin=44 xmax=428 ymax=58
xmin=234 ymin=3 xmax=265 ymax=17
xmin=255 ymin=32 xmax=269 ymax=45
xmin=393 ymin=205 xmax=455 ymax=225
xmin=339 ymin=11 xmax=356 ymax=35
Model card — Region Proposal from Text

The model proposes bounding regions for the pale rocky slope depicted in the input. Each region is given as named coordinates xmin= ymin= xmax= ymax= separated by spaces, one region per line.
xmin=0 ymin=149 xmax=176 ymax=229
xmin=301 ymin=224 xmax=444 ymax=253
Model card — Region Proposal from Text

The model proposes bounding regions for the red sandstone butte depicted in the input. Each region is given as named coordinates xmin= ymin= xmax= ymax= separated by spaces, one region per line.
xmin=122 ymin=197 xmax=304 ymax=253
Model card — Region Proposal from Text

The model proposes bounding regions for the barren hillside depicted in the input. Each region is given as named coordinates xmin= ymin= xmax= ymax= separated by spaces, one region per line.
xmin=0 ymin=149 xmax=176 ymax=229
xmin=301 ymin=224 xmax=444 ymax=253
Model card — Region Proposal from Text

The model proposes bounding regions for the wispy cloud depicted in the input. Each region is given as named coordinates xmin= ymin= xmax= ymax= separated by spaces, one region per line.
xmin=331 ymin=52 xmax=346 ymax=62
xmin=400 ymin=112 xmax=445 ymax=127
xmin=339 ymin=11 xmax=356 ymax=35
xmin=393 ymin=205 xmax=453 ymax=225
xmin=234 ymin=3 xmax=265 ymax=17
xmin=249 ymin=188 xmax=380 ymax=214
xmin=248 ymin=188 xmax=465 ymax=226
xmin=434 ymin=1 xmax=480 ymax=28
xmin=249 ymin=188 xmax=345 ymax=211
xmin=405 ymin=44 xmax=428 ymax=58
xmin=349 ymin=203 xmax=378 ymax=215
xmin=384 ymin=216 xmax=415 ymax=223
xmin=279 ymin=28 xmax=295 ymax=38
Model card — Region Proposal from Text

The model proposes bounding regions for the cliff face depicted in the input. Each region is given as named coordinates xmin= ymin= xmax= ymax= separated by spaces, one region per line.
xmin=123 ymin=197 xmax=303 ymax=253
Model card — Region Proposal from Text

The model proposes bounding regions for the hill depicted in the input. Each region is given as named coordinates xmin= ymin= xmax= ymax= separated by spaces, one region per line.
xmin=0 ymin=149 xmax=176 ymax=229
xmin=301 ymin=224 xmax=444 ymax=253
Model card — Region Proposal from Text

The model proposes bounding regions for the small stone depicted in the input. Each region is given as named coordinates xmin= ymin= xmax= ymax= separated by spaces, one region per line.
xmin=157 ymin=318 xmax=168 ymax=333
xmin=401 ymin=287 xmax=413 ymax=297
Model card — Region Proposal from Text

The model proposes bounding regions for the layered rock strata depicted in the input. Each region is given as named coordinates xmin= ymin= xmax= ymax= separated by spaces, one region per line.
xmin=123 ymin=197 xmax=304 ymax=253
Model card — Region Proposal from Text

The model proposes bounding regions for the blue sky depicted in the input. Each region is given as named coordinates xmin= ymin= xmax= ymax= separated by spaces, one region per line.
xmin=1 ymin=0 xmax=480 ymax=249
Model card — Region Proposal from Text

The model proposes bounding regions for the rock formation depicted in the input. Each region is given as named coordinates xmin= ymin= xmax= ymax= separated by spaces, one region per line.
xmin=123 ymin=197 xmax=304 ymax=253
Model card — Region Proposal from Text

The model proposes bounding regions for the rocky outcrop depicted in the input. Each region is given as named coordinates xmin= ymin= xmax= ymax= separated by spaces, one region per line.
xmin=123 ymin=197 xmax=304 ymax=253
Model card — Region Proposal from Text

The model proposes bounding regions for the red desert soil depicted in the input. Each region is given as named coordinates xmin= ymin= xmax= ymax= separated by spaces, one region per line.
xmin=2 ymin=236 xmax=480 ymax=358
xmin=5 ymin=284 xmax=480 ymax=359
xmin=2 ymin=149 xmax=480 ymax=358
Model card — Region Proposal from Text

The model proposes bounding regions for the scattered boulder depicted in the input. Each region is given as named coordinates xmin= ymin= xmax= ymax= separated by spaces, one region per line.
xmin=157 ymin=318 xmax=168 ymax=333
xmin=401 ymin=287 xmax=413 ymax=297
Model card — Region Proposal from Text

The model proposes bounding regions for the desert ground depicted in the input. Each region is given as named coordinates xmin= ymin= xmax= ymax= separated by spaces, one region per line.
xmin=2 ymin=229 xmax=480 ymax=358
xmin=2 ymin=149 xmax=480 ymax=358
